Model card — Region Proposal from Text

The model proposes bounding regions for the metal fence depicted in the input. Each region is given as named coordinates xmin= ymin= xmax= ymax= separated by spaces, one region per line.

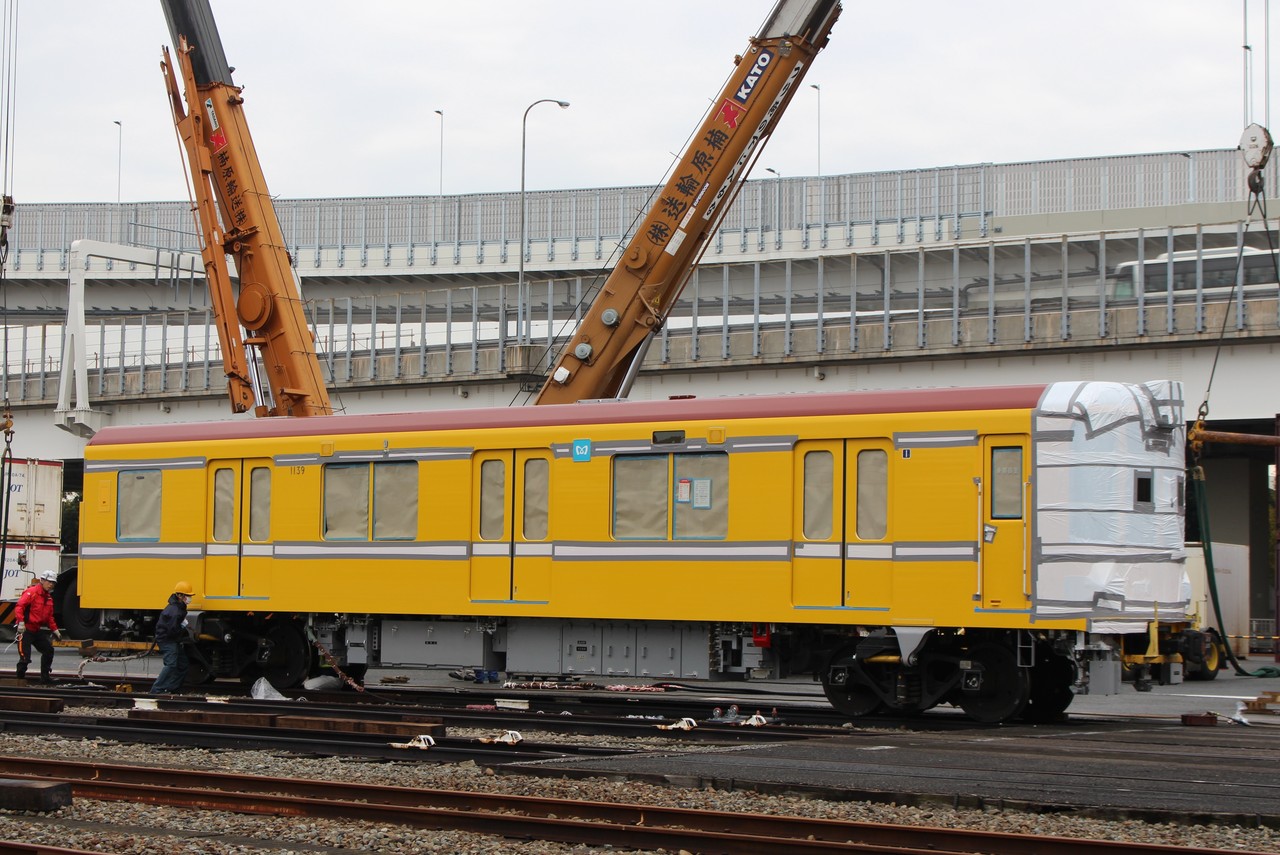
xmin=8 ymin=149 xmax=1255 ymax=273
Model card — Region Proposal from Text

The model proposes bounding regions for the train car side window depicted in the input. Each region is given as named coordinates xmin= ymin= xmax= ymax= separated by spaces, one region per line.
xmin=249 ymin=467 xmax=271 ymax=540
xmin=373 ymin=462 xmax=418 ymax=540
xmin=212 ymin=468 xmax=235 ymax=542
xmin=479 ymin=459 xmax=505 ymax=541
xmin=990 ymin=447 xmax=1024 ymax=520
xmin=118 ymin=469 xmax=161 ymax=541
xmin=323 ymin=464 xmax=369 ymax=540
xmin=523 ymin=458 xmax=549 ymax=541
xmin=613 ymin=455 xmax=668 ymax=539
xmin=803 ymin=450 xmax=834 ymax=540
xmin=855 ymin=450 xmax=887 ymax=540
xmin=673 ymin=453 xmax=727 ymax=540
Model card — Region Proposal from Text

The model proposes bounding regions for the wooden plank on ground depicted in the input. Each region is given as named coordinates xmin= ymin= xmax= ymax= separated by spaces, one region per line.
xmin=0 ymin=779 xmax=71 ymax=811
xmin=128 ymin=709 xmax=279 ymax=728
xmin=0 ymin=696 xmax=63 ymax=714
xmin=76 ymin=639 xmax=154 ymax=656
xmin=275 ymin=715 xmax=445 ymax=737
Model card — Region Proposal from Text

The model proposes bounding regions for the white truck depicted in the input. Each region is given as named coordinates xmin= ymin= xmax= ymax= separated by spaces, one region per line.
xmin=0 ymin=460 xmax=64 ymax=629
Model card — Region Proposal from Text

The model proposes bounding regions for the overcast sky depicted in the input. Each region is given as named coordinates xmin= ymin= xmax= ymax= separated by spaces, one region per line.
xmin=4 ymin=1 xmax=1271 ymax=204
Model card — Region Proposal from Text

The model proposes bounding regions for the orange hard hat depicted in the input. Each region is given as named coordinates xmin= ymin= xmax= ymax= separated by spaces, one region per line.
xmin=174 ymin=581 xmax=194 ymax=595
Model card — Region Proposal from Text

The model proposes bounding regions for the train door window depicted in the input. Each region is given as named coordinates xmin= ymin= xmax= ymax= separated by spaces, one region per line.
xmin=523 ymin=458 xmax=549 ymax=540
xmin=855 ymin=450 xmax=887 ymax=539
xmin=803 ymin=450 xmax=834 ymax=540
xmin=117 ymin=469 xmax=161 ymax=541
xmin=249 ymin=467 xmax=271 ymax=540
xmin=373 ymin=462 xmax=418 ymax=540
xmin=990 ymin=447 xmax=1023 ymax=520
xmin=673 ymin=453 xmax=727 ymax=540
xmin=1134 ymin=469 xmax=1154 ymax=510
xmin=613 ymin=455 xmax=667 ymax=539
xmin=479 ymin=459 xmax=505 ymax=541
xmin=323 ymin=464 xmax=369 ymax=540
xmin=212 ymin=468 xmax=235 ymax=541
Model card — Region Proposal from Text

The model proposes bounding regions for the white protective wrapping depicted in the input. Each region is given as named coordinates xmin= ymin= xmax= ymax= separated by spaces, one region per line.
xmin=1032 ymin=380 xmax=1190 ymax=630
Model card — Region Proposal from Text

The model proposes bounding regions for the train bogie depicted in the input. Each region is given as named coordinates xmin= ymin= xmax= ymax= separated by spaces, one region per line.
xmin=76 ymin=380 xmax=1199 ymax=721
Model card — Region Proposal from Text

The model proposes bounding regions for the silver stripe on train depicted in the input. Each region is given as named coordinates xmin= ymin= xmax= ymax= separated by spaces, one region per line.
xmin=469 ymin=543 xmax=557 ymax=557
xmin=893 ymin=542 xmax=978 ymax=561
xmin=793 ymin=542 xmax=841 ymax=558
xmin=275 ymin=447 xmax=472 ymax=466
xmin=846 ymin=543 xmax=894 ymax=560
xmin=893 ymin=431 xmax=978 ymax=449
xmin=552 ymin=435 xmax=797 ymax=459
xmin=553 ymin=541 xmax=790 ymax=560
xmin=207 ymin=544 xmax=273 ymax=557
xmin=792 ymin=542 xmax=973 ymax=561
xmin=80 ymin=542 xmax=204 ymax=559
xmin=85 ymin=457 xmax=206 ymax=472
xmin=272 ymin=542 xmax=470 ymax=559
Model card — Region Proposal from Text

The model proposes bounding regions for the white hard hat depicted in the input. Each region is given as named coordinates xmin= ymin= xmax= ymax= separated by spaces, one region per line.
xmin=37 ymin=570 xmax=58 ymax=583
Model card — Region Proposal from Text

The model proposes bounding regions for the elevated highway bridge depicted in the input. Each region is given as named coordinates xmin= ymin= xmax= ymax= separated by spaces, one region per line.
xmin=2 ymin=146 xmax=1276 ymax=645
xmin=0 ymin=148 xmax=1266 ymax=446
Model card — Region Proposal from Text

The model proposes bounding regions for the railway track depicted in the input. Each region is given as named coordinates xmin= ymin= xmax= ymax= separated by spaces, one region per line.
xmin=0 ymin=756 xmax=1270 ymax=855
xmin=0 ymin=678 xmax=853 ymax=743
xmin=7 ymin=669 xmax=997 ymax=726
xmin=0 ymin=709 xmax=634 ymax=764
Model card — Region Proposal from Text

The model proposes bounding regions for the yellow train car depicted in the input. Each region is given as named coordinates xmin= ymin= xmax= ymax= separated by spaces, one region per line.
xmin=73 ymin=379 xmax=1202 ymax=722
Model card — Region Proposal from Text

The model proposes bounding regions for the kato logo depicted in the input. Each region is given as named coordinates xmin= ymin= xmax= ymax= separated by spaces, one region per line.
xmin=732 ymin=49 xmax=773 ymax=103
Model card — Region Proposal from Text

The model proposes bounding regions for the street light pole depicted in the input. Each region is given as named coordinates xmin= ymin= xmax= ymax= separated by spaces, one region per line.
xmin=434 ymin=109 xmax=444 ymax=195
xmin=809 ymin=84 xmax=821 ymax=175
xmin=113 ymin=120 xmax=123 ymax=243
xmin=519 ymin=98 xmax=570 ymax=341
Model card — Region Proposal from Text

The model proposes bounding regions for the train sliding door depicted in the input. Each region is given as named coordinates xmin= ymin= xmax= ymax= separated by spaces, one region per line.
xmin=205 ymin=459 xmax=273 ymax=601
xmin=792 ymin=440 xmax=892 ymax=611
xmin=978 ymin=437 xmax=1030 ymax=610
xmin=470 ymin=449 xmax=553 ymax=604
xmin=792 ymin=441 xmax=844 ymax=607
xmin=843 ymin=441 xmax=893 ymax=611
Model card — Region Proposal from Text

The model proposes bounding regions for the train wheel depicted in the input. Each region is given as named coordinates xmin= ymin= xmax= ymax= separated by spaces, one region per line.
xmin=822 ymin=646 xmax=885 ymax=718
xmin=184 ymin=654 xmax=217 ymax=687
xmin=958 ymin=642 xmax=1030 ymax=724
xmin=260 ymin=624 xmax=312 ymax=689
xmin=1022 ymin=652 xmax=1076 ymax=722
xmin=1186 ymin=632 xmax=1222 ymax=681
xmin=823 ymin=675 xmax=883 ymax=718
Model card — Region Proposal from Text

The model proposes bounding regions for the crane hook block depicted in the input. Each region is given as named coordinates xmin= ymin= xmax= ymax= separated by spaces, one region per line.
xmin=1240 ymin=123 xmax=1273 ymax=171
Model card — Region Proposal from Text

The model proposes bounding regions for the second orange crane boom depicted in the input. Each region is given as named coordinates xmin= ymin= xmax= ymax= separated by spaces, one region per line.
xmin=535 ymin=0 xmax=841 ymax=405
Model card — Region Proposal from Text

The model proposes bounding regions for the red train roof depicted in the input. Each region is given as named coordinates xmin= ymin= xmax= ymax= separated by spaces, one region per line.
xmin=87 ymin=385 xmax=1051 ymax=447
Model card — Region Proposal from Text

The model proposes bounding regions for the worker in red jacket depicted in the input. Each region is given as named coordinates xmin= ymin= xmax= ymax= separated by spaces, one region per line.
xmin=15 ymin=569 xmax=62 ymax=684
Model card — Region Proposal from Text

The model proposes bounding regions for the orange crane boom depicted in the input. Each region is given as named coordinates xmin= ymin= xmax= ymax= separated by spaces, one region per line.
xmin=160 ymin=0 xmax=332 ymax=417
xmin=535 ymin=0 xmax=841 ymax=405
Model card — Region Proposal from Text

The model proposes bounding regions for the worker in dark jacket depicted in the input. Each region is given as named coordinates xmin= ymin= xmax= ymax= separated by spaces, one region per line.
xmin=150 ymin=581 xmax=193 ymax=694
xmin=15 ymin=569 xmax=62 ymax=684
